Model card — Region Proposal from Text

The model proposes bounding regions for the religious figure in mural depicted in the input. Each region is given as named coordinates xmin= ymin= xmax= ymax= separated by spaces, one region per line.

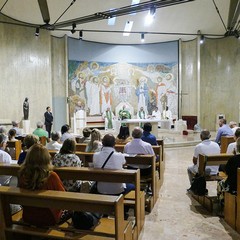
xmin=135 ymin=76 xmax=149 ymax=114
xmin=156 ymin=76 xmax=167 ymax=113
xmin=100 ymin=76 xmax=112 ymax=113
xmin=23 ymin=97 xmax=29 ymax=120
xmin=102 ymin=107 xmax=115 ymax=130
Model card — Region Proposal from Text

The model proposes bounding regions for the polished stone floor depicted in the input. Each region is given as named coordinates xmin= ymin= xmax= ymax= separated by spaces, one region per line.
xmin=138 ymin=144 xmax=240 ymax=240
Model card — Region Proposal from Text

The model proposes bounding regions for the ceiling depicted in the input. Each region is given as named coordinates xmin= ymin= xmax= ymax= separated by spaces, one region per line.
xmin=0 ymin=0 xmax=239 ymax=44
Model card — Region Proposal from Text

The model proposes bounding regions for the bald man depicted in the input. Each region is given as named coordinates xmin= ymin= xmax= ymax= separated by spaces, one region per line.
xmin=187 ymin=129 xmax=220 ymax=185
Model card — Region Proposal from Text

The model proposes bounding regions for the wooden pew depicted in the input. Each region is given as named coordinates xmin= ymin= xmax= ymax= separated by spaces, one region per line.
xmin=0 ymin=164 xmax=143 ymax=239
xmin=0 ymin=186 xmax=130 ymax=240
xmin=7 ymin=140 xmax=22 ymax=160
xmin=196 ymin=153 xmax=233 ymax=211
xmin=236 ymin=168 xmax=240 ymax=233
xmin=220 ymin=136 xmax=235 ymax=153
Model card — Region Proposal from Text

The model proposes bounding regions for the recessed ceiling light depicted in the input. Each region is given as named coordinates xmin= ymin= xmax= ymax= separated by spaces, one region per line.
xmin=123 ymin=21 xmax=133 ymax=36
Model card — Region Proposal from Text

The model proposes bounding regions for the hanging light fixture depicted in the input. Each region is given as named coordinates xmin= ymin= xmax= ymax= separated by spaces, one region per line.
xmin=200 ymin=35 xmax=205 ymax=44
xmin=79 ymin=30 xmax=83 ymax=40
xmin=141 ymin=33 xmax=145 ymax=42
xmin=35 ymin=27 xmax=40 ymax=37
xmin=71 ymin=23 xmax=76 ymax=34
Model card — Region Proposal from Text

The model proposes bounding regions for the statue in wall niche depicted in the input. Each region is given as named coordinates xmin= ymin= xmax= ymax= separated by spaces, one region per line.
xmin=23 ymin=97 xmax=29 ymax=120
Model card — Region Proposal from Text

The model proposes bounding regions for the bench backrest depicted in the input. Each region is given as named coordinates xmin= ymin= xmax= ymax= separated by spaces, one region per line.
xmin=7 ymin=140 xmax=22 ymax=160
xmin=198 ymin=154 xmax=233 ymax=176
xmin=0 ymin=186 xmax=124 ymax=240
xmin=221 ymin=136 xmax=235 ymax=153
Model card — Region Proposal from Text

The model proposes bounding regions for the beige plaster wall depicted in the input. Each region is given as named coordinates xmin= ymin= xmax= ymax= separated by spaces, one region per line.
xmin=0 ymin=18 xmax=52 ymax=131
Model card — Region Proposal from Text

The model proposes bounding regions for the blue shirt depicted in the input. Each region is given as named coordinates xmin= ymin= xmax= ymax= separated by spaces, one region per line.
xmin=141 ymin=131 xmax=158 ymax=145
xmin=215 ymin=124 xmax=233 ymax=144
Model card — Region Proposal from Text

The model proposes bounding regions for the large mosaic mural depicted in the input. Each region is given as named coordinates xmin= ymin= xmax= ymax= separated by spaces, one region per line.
xmin=68 ymin=60 xmax=178 ymax=119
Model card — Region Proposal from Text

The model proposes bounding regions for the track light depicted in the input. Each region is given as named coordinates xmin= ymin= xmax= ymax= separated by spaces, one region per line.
xmin=79 ymin=30 xmax=83 ymax=40
xmin=200 ymin=35 xmax=205 ymax=44
xmin=35 ymin=27 xmax=40 ymax=37
xmin=145 ymin=5 xmax=156 ymax=25
xmin=71 ymin=23 xmax=76 ymax=34
xmin=141 ymin=33 xmax=145 ymax=42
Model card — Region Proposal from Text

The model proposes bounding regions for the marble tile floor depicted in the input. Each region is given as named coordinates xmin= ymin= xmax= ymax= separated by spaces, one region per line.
xmin=138 ymin=146 xmax=240 ymax=240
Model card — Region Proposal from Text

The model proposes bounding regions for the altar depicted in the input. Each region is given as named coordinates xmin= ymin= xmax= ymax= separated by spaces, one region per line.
xmin=120 ymin=119 xmax=161 ymax=136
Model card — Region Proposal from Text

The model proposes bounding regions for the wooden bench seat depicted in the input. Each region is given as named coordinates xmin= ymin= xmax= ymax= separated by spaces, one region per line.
xmin=0 ymin=164 xmax=142 ymax=239
xmin=0 ymin=186 xmax=130 ymax=240
xmin=6 ymin=140 xmax=22 ymax=160
xmin=220 ymin=136 xmax=235 ymax=153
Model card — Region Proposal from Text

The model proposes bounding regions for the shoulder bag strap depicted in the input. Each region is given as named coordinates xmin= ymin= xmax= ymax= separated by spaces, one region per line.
xmin=101 ymin=151 xmax=114 ymax=169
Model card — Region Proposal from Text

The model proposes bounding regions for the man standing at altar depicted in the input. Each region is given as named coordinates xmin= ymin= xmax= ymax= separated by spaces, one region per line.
xmin=102 ymin=107 xmax=115 ymax=131
xmin=119 ymin=105 xmax=131 ymax=127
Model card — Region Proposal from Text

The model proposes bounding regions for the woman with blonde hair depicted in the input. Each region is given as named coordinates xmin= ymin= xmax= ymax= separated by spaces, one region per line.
xmin=85 ymin=128 xmax=102 ymax=152
xmin=18 ymin=144 xmax=65 ymax=226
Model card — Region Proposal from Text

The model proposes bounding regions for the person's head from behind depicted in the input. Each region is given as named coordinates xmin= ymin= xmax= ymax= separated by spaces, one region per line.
xmin=51 ymin=131 xmax=60 ymax=142
xmin=90 ymin=128 xmax=101 ymax=142
xmin=60 ymin=138 xmax=76 ymax=154
xmin=229 ymin=121 xmax=237 ymax=129
xmin=102 ymin=134 xmax=115 ymax=148
xmin=19 ymin=144 xmax=52 ymax=190
xmin=0 ymin=134 xmax=7 ymax=150
xmin=8 ymin=129 xmax=16 ymax=140
xmin=0 ymin=126 xmax=7 ymax=135
xmin=117 ymin=126 xmax=130 ymax=139
xmin=219 ymin=118 xmax=226 ymax=127
xmin=23 ymin=134 xmax=39 ymax=149
xmin=36 ymin=121 xmax=44 ymax=129
xmin=82 ymin=127 xmax=91 ymax=138
xmin=143 ymin=122 xmax=152 ymax=133
xmin=140 ymin=107 xmax=144 ymax=112
xmin=61 ymin=124 xmax=70 ymax=135
xmin=200 ymin=129 xmax=211 ymax=141
xmin=132 ymin=127 xmax=143 ymax=139
xmin=12 ymin=121 xmax=18 ymax=127
xmin=234 ymin=128 xmax=240 ymax=140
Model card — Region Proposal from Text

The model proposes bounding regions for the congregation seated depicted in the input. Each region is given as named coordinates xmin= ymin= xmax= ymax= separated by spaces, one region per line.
xmin=78 ymin=127 xmax=91 ymax=143
xmin=229 ymin=121 xmax=239 ymax=135
xmin=141 ymin=122 xmax=158 ymax=146
xmin=60 ymin=124 xmax=75 ymax=143
xmin=33 ymin=121 xmax=48 ymax=138
xmin=85 ymin=128 xmax=102 ymax=152
xmin=52 ymin=138 xmax=82 ymax=191
xmin=93 ymin=134 xmax=135 ymax=195
xmin=187 ymin=129 xmax=220 ymax=186
xmin=215 ymin=118 xmax=233 ymax=145
xmin=18 ymin=134 xmax=39 ymax=165
xmin=0 ymin=126 xmax=8 ymax=142
xmin=115 ymin=126 xmax=132 ymax=144
xmin=18 ymin=144 xmax=65 ymax=227
xmin=11 ymin=120 xmax=22 ymax=137
xmin=46 ymin=131 xmax=62 ymax=151
xmin=227 ymin=128 xmax=240 ymax=154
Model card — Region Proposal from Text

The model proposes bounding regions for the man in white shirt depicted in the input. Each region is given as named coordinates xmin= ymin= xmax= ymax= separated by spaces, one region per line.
xmin=187 ymin=130 xmax=220 ymax=185
xmin=227 ymin=128 xmax=240 ymax=154
xmin=152 ymin=106 xmax=161 ymax=128
xmin=46 ymin=132 xmax=62 ymax=151
xmin=0 ymin=134 xmax=12 ymax=185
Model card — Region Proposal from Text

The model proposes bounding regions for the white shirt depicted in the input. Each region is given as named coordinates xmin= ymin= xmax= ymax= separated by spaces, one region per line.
xmin=227 ymin=142 xmax=236 ymax=154
xmin=194 ymin=139 xmax=220 ymax=175
xmin=152 ymin=110 xmax=161 ymax=120
xmin=124 ymin=138 xmax=154 ymax=155
xmin=93 ymin=147 xmax=126 ymax=194
xmin=46 ymin=141 xmax=62 ymax=151
xmin=0 ymin=150 xmax=11 ymax=163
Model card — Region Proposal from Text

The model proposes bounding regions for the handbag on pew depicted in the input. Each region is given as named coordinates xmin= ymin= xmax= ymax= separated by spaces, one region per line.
xmin=89 ymin=151 xmax=114 ymax=194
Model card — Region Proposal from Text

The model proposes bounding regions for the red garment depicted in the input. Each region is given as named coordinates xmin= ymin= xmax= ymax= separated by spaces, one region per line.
xmin=19 ymin=171 xmax=65 ymax=226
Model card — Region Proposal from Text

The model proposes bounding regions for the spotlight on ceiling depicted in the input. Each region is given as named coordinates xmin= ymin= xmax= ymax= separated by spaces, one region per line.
xmin=79 ymin=30 xmax=83 ymax=40
xmin=234 ymin=30 xmax=240 ymax=39
xmin=141 ymin=33 xmax=145 ymax=43
xmin=145 ymin=5 xmax=156 ymax=25
xmin=200 ymin=35 xmax=205 ymax=44
xmin=35 ymin=27 xmax=40 ymax=37
xmin=71 ymin=23 xmax=76 ymax=34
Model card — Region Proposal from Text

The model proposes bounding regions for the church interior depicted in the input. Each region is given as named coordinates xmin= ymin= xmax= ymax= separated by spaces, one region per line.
xmin=0 ymin=0 xmax=240 ymax=239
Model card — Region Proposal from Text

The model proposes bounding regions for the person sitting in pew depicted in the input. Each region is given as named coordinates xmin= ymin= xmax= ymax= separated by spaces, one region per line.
xmin=7 ymin=128 xmax=18 ymax=159
xmin=46 ymin=131 xmax=62 ymax=151
xmin=227 ymin=128 xmax=240 ymax=154
xmin=93 ymin=134 xmax=135 ymax=195
xmin=18 ymin=144 xmax=65 ymax=227
xmin=141 ymin=122 xmax=158 ymax=146
xmin=18 ymin=134 xmax=39 ymax=165
xmin=215 ymin=118 xmax=233 ymax=145
xmin=85 ymin=128 xmax=102 ymax=152
xmin=33 ymin=121 xmax=48 ymax=138
xmin=187 ymin=129 xmax=220 ymax=186
xmin=52 ymin=138 xmax=82 ymax=192
xmin=115 ymin=126 xmax=131 ymax=144
xmin=78 ymin=127 xmax=92 ymax=143
xmin=60 ymin=124 xmax=75 ymax=143
xmin=11 ymin=120 xmax=22 ymax=137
